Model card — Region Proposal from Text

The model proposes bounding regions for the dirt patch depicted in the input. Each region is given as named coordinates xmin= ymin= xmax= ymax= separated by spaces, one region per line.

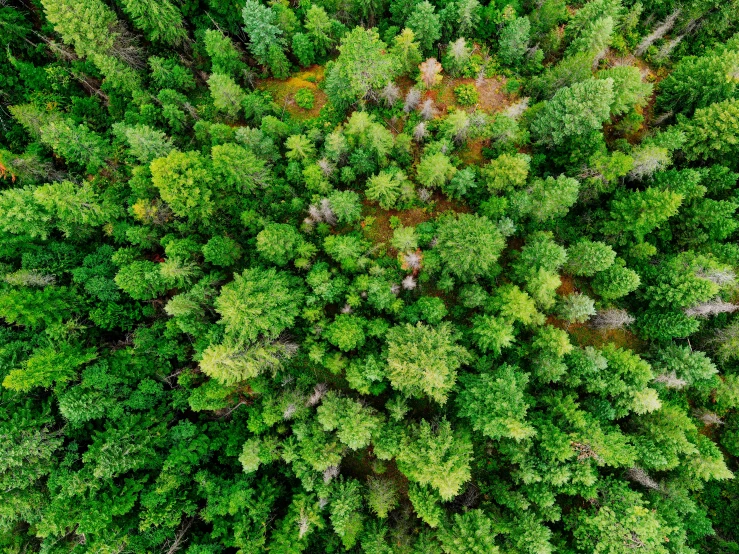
xmin=423 ymin=75 xmax=510 ymax=117
xmin=549 ymin=316 xmax=647 ymax=352
xmin=458 ymin=138 xmax=488 ymax=166
xmin=362 ymin=201 xmax=434 ymax=251
xmin=557 ymin=274 xmax=577 ymax=296
xmin=476 ymin=77 xmax=510 ymax=113
xmin=257 ymin=65 xmax=328 ymax=120
xmin=433 ymin=194 xmax=472 ymax=215
xmin=362 ymin=193 xmax=471 ymax=251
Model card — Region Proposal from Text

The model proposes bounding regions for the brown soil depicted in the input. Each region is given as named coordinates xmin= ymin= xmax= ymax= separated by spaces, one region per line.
xmin=257 ymin=65 xmax=328 ymax=120
xmin=557 ymin=274 xmax=577 ymax=296
xmin=548 ymin=315 xmax=647 ymax=352
xmin=427 ymin=75 xmax=510 ymax=117
xmin=361 ymin=193 xmax=471 ymax=256
xmin=458 ymin=138 xmax=488 ymax=166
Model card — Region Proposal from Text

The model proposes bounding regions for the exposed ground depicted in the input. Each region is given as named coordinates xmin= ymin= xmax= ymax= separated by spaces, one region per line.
xmin=257 ymin=65 xmax=328 ymax=120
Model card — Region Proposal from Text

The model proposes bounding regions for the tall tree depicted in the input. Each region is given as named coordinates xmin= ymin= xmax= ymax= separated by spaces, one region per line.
xmin=531 ymin=79 xmax=615 ymax=145
xmin=242 ymin=0 xmax=284 ymax=65
xmin=324 ymin=27 xmax=396 ymax=108
xmin=385 ymin=322 xmax=470 ymax=403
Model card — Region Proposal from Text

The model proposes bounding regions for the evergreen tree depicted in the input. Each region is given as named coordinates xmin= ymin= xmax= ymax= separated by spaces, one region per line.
xmin=119 ymin=0 xmax=186 ymax=45
xmin=386 ymin=322 xmax=469 ymax=403
xmin=242 ymin=0 xmax=284 ymax=65
xmin=532 ymin=79 xmax=615 ymax=145
xmin=406 ymin=1 xmax=441 ymax=55
xmin=397 ymin=419 xmax=473 ymax=500
xmin=324 ymin=27 xmax=396 ymax=108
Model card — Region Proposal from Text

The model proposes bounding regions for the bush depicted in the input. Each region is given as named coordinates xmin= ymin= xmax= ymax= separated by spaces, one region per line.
xmin=454 ymin=84 xmax=479 ymax=106
xmin=294 ymin=88 xmax=315 ymax=110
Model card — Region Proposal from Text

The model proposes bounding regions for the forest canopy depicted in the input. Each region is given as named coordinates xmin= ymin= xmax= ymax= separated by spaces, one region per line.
xmin=1 ymin=0 xmax=739 ymax=552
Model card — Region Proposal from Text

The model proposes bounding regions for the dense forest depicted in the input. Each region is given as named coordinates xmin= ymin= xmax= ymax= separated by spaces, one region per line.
xmin=2 ymin=0 xmax=739 ymax=551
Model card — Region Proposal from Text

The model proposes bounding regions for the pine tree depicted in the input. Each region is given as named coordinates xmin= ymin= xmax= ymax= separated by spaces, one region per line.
xmin=119 ymin=0 xmax=186 ymax=45
xmin=397 ymin=419 xmax=473 ymax=500
xmin=438 ymin=510 xmax=500 ymax=554
xmin=406 ymin=1 xmax=441 ymax=55
xmin=456 ymin=364 xmax=534 ymax=441
xmin=242 ymin=0 xmax=284 ymax=65
xmin=215 ymin=267 xmax=304 ymax=343
xmin=324 ymin=27 xmax=396 ymax=108
xmin=435 ymin=213 xmax=506 ymax=280
xmin=531 ymin=79 xmax=615 ymax=145
xmin=386 ymin=322 xmax=470 ymax=403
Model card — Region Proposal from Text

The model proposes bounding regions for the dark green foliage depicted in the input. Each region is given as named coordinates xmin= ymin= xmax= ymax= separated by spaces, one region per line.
xmin=434 ymin=213 xmax=505 ymax=280
xmin=292 ymin=33 xmax=315 ymax=67
xmin=2 ymin=2 xmax=739 ymax=553
xmin=202 ymin=236 xmax=242 ymax=267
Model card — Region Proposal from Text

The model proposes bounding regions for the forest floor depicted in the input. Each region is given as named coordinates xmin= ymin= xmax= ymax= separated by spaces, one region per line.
xmin=257 ymin=64 xmax=328 ymax=120
xmin=362 ymin=193 xmax=471 ymax=257
xmin=552 ymin=275 xmax=646 ymax=351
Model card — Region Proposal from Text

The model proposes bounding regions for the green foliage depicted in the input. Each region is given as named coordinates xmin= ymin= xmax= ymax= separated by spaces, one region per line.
xmin=4 ymin=2 xmax=739 ymax=552
xmin=367 ymin=478 xmax=399 ymax=518
xmin=366 ymin=170 xmax=408 ymax=209
xmin=324 ymin=27 xmax=396 ymax=108
xmin=324 ymin=314 xmax=366 ymax=351
xmin=532 ymin=79 xmax=615 ymax=145
xmin=658 ymin=50 xmax=739 ymax=116
xmin=483 ymin=153 xmax=530 ymax=192
xmin=119 ymin=0 xmax=185 ymax=45
xmin=592 ymin=264 xmax=641 ymax=299
xmin=215 ymin=267 xmax=303 ymax=343
xmin=599 ymin=65 xmax=653 ymax=116
xmin=511 ymin=175 xmax=580 ymax=222
xmin=150 ymin=150 xmax=215 ymax=221
xmin=204 ymin=29 xmax=246 ymax=76
xmin=390 ymin=28 xmax=423 ymax=75
xmin=558 ymin=293 xmax=597 ymax=323
xmin=115 ymin=123 xmax=174 ymax=164
xmin=292 ymin=33 xmax=315 ymax=67
xmin=565 ymin=240 xmax=616 ymax=276
xmin=208 ymin=73 xmax=246 ymax=118
xmin=328 ymin=191 xmax=362 ymax=224
xmin=498 ymin=16 xmax=531 ymax=67
xmin=406 ymin=1 xmax=441 ymax=54
xmin=417 ymin=151 xmax=457 ymax=188
xmin=317 ymin=391 xmax=380 ymax=449
xmin=285 ymin=134 xmax=316 ymax=161
xmin=471 ymin=314 xmax=516 ymax=355
xmin=457 ymin=364 xmax=534 ymax=441
xmin=40 ymin=120 xmax=109 ymax=173
xmin=304 ymin=6 xmax=336 ymax=56
xmin=680 ymin=98 xmax=739 ymax=169
xmin=200 ymin=340 xmax=294 ymax=385
xmin=257 ymin=223 xmax=306 ymax=266
xmin=454 ymin=84 xmax=479 ymax=106
xmin=439 ymin=510 xmax=500 ymax=554
xmin=202 ymin=236 xmax=242 ymax=267
xmin=3 ymin=342 xmax=96 ymax=391
xmin=242 ymin=0 xmax=284 ymax=65
xmin=330 ymin=479 xmax=365 ymax=549
xmin=41 ymin=0 xmax=117 ymax=58
xmin=386 ymin=322 xmax=470 ymax=403
xmin=397 ymin=419 xmax=473 ymax=500
xmin=294 ymin=88 xmax=315 ymax=110
xmin=435 ymin=213 xmax=505 ymax=280
xmin=603 ymin=187 xmax=683 ymax=242
xmin=115 ymin=260 xmax=168 ymax=300
xmin=408 ymin=483 xmax=445 ymax=528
